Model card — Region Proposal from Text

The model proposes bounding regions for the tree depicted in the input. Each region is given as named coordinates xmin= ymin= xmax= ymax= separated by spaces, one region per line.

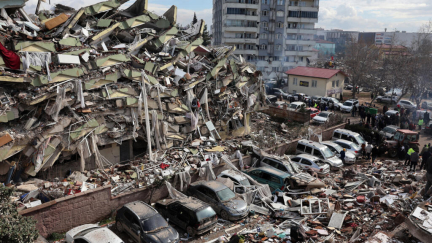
xmin=192 ymin=12 xmax=197 ymax=25
xmin=202 ymin=24 xmax=211 ymax=46
xmin=0 ymin=186 xmax=39 ymax=243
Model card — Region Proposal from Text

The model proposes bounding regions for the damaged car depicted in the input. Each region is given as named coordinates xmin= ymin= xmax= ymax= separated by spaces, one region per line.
xmin=66 ymin=224 xmax=124 ymax=243
xmin=187 ymin=181 xmax=249 ymax=221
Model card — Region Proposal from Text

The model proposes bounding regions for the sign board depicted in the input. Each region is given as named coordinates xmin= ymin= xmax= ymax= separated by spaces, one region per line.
xmin=299 ymin=81 xmax=309 ymax=87
xmin=327 ymin=88 xmax=342 ymax=95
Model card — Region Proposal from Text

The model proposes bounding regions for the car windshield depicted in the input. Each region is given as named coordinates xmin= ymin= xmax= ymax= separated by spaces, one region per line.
xmin=352 ymin=143 xmax=361 ymax=150
xmin=318 ymin=113 xmax=330 ymax=118
xmin=355 ymin=135 xmax=366 ymax=145
xmin=239 ymin=179 xmax=251 ymax=186
xmin=382 ymin=127 xmax=396 ymax=133
xmin=330 ymin=143 xmax=343 ymax=152
xmin=343 ymin=101 xmax=353 ymax=106
xmin=196 ymin=207 xmax=216 ymax=222
xmin=216 ymin=188 xmax=236 ymax=201
xmin=394 ymin=132 xmax=401 ymax=140
xmin=288 ymin=104 xmax=298 ymax=109
xmin=321 ymin=147 xmax=335 ymax=158
xmin=142 ymin=214 xmax=168 ymax=232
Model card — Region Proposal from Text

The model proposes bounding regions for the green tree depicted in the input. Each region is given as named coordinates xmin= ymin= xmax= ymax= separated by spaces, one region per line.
xmin=0 ymin=186 xmax=39 ymax=243
xmin=202 ymin=24 xmax=211 ymax=46
xmin=192 ymin=12 xmax=197 ymax=24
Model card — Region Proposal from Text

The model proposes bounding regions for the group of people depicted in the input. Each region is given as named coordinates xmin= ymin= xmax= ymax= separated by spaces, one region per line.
xmin=402 ymin=143 xmax=432 ymax=200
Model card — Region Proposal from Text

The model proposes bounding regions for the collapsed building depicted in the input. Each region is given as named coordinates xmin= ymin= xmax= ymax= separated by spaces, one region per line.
xmin=0 ymin=0 xmax=267 ymax=185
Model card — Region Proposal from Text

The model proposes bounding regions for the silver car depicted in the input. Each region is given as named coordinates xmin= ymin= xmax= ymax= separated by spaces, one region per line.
xmin=379 ymin=125 xmax=399 ymax=139
xmin=187 ymin=181 xmax=249 ymax=221
xmin=333 ymin=139 xmax=361 ymax=157
xmin=321 ymin=141 xmax=356 ymax=164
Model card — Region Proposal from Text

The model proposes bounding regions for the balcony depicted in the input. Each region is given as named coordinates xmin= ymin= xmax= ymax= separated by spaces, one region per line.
xmin=285 ymin=39 xmax=316 ymax=45
xmin=234 ymin=49 xmax=258 ymax=55
xmin=285 ymin=50 xmax=314 ymax=56
xmin=287 ymin=17 xmax=318 ymax=23
xmin=288 ymin=6 xmax=319 ymax=11
xmin=286 ymin=28 xmax=317 ymax=35
xmin=224 ymin=1 xmax=259 ymax=9
xmin=223 ymin=14 xmax=259 ymax=21
xmin=224 ymin=26 xmax=258 ymax=32
xmin=223 ymin=37 xmax=258 ymax=44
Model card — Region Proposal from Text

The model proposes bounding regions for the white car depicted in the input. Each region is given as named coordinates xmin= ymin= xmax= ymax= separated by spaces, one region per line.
xmin=321 ymin=141 xmax=356 ymax=164
xmin=312 ymin=111 xmax=334 ymax=124
xmin=397 ymin=100 xmax=416 ymax=110
xmin=289 ymin=154 xmax=331 ymax=175
xmin=333 ymin=139 xmax=361 ymax=157
xmin=287 ymin=102 xmax=306 ymax=111
xmin=376 ymin=95 xmax=398 ymax=104
xmin=66 ymin=224 xmax=124 ymax=243
xmin=340 ymin=99 xmax=359 ymax=113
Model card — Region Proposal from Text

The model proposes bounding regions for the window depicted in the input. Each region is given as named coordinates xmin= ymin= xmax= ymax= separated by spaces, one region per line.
xmin=277 ymin=22 xmax=284 ymax=28
xmin=273 ymin=56 xmax=280 ymax=61
xmin=262 ymin=10 xmax=268 ymax=16
xmin=124 ymin=209 xmax=140 ymax=226
xmin=227 ymin=8 xmax=246 ymax=15
xmin=262 ymin=0 xmax=269 ymax=4
xmin=305 ymin=145 xmax=313 ymax=154
xmin=297 ymin=144 xmax=306 ymax=151
xmin=276 ymin=45 xmax=281 ymax=51
xmin=336 ymin=80 xmax=339 ymax=87
xmin=301 ymin=159 xmax=312 ymax=166
xmin=276 ymin=33 xmax=282 ymax=39
xmin=260 ymin=44 xmax=267 ymax=50
xmin=258 ymin=56 xmax=266 ymax=61
xmin=291 ymin=157 xmax=301 ymax=162
xmin=277 ymin=164 xmax=288 ymax=172
xmin=272 ymin=67 xmax=278 ymax=72
xmin=293 ymin=77 xmax=298 ymax=85
xmin=262 ymin=22 xmax=268 ymax=27
xmin=312 ymin=80 xmax=317 ymax=87
xmin=332 ymin=81 xmax=335 ymax=87
xmin=288 ymin=11 xmax=318 ymax=18
xmin=333 ymin=132 xmax=341 ymax=139
xmin=313 ymin=149 xmax=324 ymax=159
xmin=277 ymin=11 xmax=284 ymax=17
xmin=261 ymin=33 xmax=268 ymax=39
xmin=277 ymin=0 xmax=284 ymax=5
xmin=251 ymin=170 xmax=262 ymax=177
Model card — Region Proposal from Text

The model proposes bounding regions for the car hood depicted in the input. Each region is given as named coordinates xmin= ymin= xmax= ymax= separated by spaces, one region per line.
xmin=222 ymin=198 xmax=248 ymax=213
xmin=326 ymin=156 xmax=343 ymax=166
xmin=66 ymin=224 xmax=100 ymax=243
xmin=379 ymin=131 xmax=393 ymax=138
xmin=341 ymin=105 xmax=352 ymax=109
xmin=144 ymin=226 xmax=178 ymax=243
xmin=313 ymin=116 xmax=328 ymax=122
xmin=345 ymin=151 xmax=356 ymax=159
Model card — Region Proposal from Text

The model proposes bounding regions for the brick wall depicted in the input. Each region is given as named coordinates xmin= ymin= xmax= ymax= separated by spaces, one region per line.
xmin=309 ymin=123 xmax=347 ymax=142
xmin=262 ymin=107 xmax=310 ymax=123
xmin=20 ymin=126 xmax=343 ymax=237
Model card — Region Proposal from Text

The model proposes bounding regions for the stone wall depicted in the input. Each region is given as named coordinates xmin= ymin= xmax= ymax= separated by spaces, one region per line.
xmin=262 ymin=106 xmax=310 ymax=123
xmin=19 ymin=123 xmax=345 ymax=237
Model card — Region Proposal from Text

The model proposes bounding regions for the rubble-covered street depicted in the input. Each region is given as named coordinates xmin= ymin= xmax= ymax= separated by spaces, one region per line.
xmin=0 ymin=1 xmax=431 ymax=243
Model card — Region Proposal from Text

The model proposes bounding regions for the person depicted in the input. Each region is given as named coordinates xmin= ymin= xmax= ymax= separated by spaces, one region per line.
xmin=340 ymin=148 xmax=346 ymax=164
xmin=409 ymin=150 xmax=419 ymax=172
xmin=409 ymin=121 xmax=416 ymax=131
xmin=314 ymin=102 xmax=318 ymax=109
xmin=383 ymin=105 xmax=388 ymax=114
xmin=372 ymin=115 xmax=376 ymax=128
xmin=400 ymin=145 xmax=406 ymax=160
xmin=413 ymin=111 xmax=417 ymax=122
xmin=352 ymin=106 xmax=357 ymax=117
xmin=361 ymin=143 xmax=366 ymax=159
xmin=421 ymin=144 xmax=428 ymax=155
xmin=366 ymin=143 xmax=373 ymax=160
xmin=372 ymin=145 xmax=379 ymax=163
xmin=367 ymin=112 xmax=371 ymax=124
xmin=421 ymin=149 xmax=431 ymax=171
xmin=425 ymin=111 xmax=430 ymax=126
xmin=419 ymin=118 xmax=424 ymax=130
xmin=422 ymin=155 xmax=432 ymax=200
xmin=406 ymin=147 xmax=415 ymax=166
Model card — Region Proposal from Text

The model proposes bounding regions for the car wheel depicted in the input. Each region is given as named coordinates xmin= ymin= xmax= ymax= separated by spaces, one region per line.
xmin=377 ymin=99 xmax=381 ymax=103
xmin=220 ymin=210 xmax=230 ymax=220
xmin=116 ymin=221 xmax=124 ymax=233
xmin=187 ymin=226 xmax=196 ymax=237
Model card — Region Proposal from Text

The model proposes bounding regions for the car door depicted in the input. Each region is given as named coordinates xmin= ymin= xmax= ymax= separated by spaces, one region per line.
xmin=122 ymin=209 xmax=141 ymax=243
xmin=176 ymin=205 xmax=191 ymax=229
xmin=249 ymin=170 xmax=264 ymax=183
xmin=260 ymin=171 xmax=280 ymax=191
xmin=300 ymin=158 xmax=313 ymax=170
xmin=202 ymin=188 xmax=221 ymax=211
xmin=291 ymin=157 xmax=302 ymax=167
xmin=166 ymin=202 xmax=182 ymax=227
xmin=194 ymin=186 xmax=209 ymax=202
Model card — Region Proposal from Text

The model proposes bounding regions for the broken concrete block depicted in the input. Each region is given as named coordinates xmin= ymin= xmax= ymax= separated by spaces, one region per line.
xmin=57 ymin=54 xmax=81 ymax=65
xmin=45 ymin=13 xmax=69 ymax=30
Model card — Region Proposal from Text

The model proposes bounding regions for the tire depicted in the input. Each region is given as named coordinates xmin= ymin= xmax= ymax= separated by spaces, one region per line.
xmin=377 ymin=99 xmax=381 ymax=103
xmin=116 ymin=221 xmax=124 ymax=233
xmin=220 ymin=210 xmax=230 ymax=220
xmin=187 ymin=226 xmax=196 ymax=237
xmin=389 ymin=148 xmax=398 ymax=158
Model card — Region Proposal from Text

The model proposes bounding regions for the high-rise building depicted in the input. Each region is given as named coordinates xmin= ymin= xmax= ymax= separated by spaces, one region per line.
xmin=212 ymin=0 xmax=320 ymax=80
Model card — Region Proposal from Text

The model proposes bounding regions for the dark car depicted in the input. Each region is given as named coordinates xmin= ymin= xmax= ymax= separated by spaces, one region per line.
xmin=187 ymin=181 xmax=249 ymax=221
xmin=155 ymin=197 xmax=217 ymax=236
xmin=116 ymin=201 xmax=179 ymax=243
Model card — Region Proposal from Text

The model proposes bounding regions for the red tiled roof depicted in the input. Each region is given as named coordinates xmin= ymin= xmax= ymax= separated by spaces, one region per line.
xmin=285 ymin=67 xmax=346 ymax=79
xmin=316 ymin=40 xmax=334 ymax=44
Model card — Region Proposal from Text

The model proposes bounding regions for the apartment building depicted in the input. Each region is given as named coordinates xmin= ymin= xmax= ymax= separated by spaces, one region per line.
xmin=212 ymin=0 xmax=319 ymax=80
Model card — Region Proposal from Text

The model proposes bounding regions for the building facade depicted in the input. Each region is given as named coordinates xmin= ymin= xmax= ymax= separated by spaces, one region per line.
xmin=314 ymin=40 xmax=335 ymax=57
xmin=285 ymin=67 xmax=346 ymax=97
xmin=212 ymin=0 xmax=320 ymax=80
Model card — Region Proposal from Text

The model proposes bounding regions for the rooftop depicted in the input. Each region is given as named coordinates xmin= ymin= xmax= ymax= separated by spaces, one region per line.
xmin=285 ymin=67 xmax=346 ymax=79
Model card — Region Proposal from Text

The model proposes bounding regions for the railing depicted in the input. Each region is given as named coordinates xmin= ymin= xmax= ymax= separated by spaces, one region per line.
xmin=225 ymin=0 xmax=258 ymax=4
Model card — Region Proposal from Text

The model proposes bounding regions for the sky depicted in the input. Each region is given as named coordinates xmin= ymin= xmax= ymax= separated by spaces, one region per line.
xmin=23 ymin=0 xmax=432 ymax=32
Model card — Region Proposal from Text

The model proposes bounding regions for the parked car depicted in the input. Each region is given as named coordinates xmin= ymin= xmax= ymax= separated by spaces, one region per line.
xmin=320 ymin=141 xmax=356 ymax=164
xmin=376 ymin=95 xmax=398 ymax=104
xmin=66 ymin=224 xmax=124 ymax=243
xmin=295 ymin=139 xmax=343 ymax=168
xmin=116 ymin=201 xmax=179 ymax=243
xmin=385 ymin=110 xmax=399 ymax=118
xmin=187 ymin=181 xmax=249 ymax=221
xmin=155 ymin=197 xmax=217 ymax=236
xmin=340 ymin=99 xmax=359 ymax=113
xmin=218 ymin=169 xmax=252 ymax=194
xmin=289 ymin=154 xmax=331 ymax=176
xmin=333 ymin=139 xmax=361 ymax=157
xmin=266 ymin=95 xmax=278 ymax=104
xmin=397 ymin=100 xmax=416 ymax=110
xmin=273 ymin=101 xmax=289 ymax=108
xmin=332 ymin=129 xmax=367 ymax=147
xmin=422 ymin=101 xmax=432 ymax=110
xmin=307 ymin=108 xmax=320 ymax=119
xmin=273 ymin=88 xmax=289 ymax=99
xmin=379 ymin=125 xmax=399 ymax=139
xmin=310 ymin=95 xmax=322 ymax=103
xmin=345 ymin=85 xmax=353 ymax=90
xmin=287 ymin=93 xmax=309 ymax=102
xmin=287 ymin=102 xmax=306 ymax=111
xmin=250 ymin=150 xmax=325 ymax=189
xmin=414 ymin=110 xmax=431 ymax=121
xmin=312 ymin=111 xmax=334 ymax=124
xmin=320 ymin=97 xmax=341 ymax=110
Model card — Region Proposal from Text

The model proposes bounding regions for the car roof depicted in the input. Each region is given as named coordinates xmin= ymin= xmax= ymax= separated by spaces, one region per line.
xmin=75 ymin=227 xmax=123 ymax=243
xmin=396 ymin=129 xmax=418 ymax=135
xmin=334 ymin=129 xmax=359 ymax=136
xmin=247 ymin=166 xmax=290 ymax=178
xmin=291 ymin=102 xmax=304 ymax=105
xmin=321 ymin=141 xmax=340 ymax=147
xmin=124 ymin=201 xmax=157 ymax=219
xmin=293 ymin=153 xmax=320 ymax=161
xmin=386 ymin=110 xmax=398 ymax=113
xmin=299 ymin=139 xmax=328 ymax=149
xmin=190 ymin=181 xmax=227 ymax=192
xmin=335 ymin=139 xmax=355 ymax=145
xmin=320 ymin=111 xmax=333 ymax=115
xmin=307 ymin=108 xmax=319 ymax=112
xmin=218 ymin=169 xmax=247 ymax=181
xmin=157 ymin=197 xmax=208 ymax=212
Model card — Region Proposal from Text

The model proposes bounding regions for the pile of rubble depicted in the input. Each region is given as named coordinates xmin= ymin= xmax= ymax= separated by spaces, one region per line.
xmin=0 ymin=0 xmax=267 ymax=193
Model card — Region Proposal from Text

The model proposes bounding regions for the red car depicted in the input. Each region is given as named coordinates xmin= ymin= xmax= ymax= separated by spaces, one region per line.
xmin=308 ymin=108 xmax=321 ymax=118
